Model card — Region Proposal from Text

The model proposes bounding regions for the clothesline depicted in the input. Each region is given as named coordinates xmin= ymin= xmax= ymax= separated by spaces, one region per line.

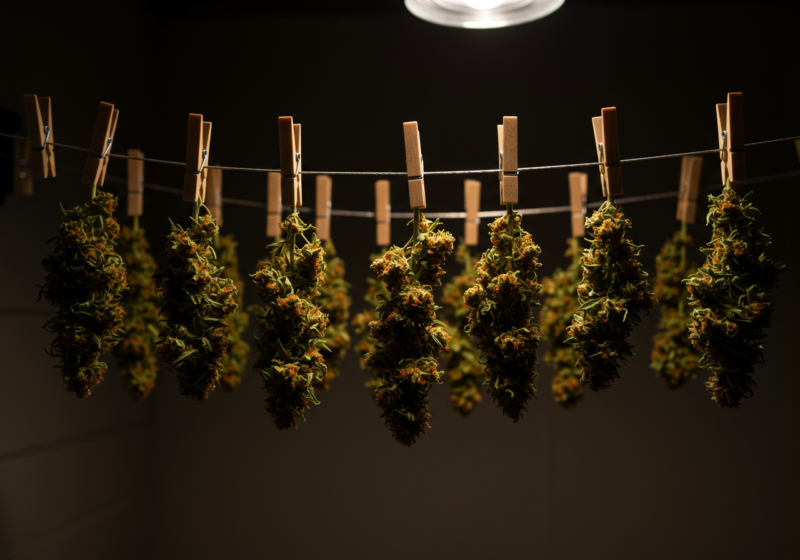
xmin=3 ymin=131 xmax=799 ymax=219
xmin=1 ymin=130 xmax=799 ymax=176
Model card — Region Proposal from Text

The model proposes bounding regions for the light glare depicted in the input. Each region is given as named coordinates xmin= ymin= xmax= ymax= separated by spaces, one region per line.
xmin=465 ymin=0 xmax=504 ymax=9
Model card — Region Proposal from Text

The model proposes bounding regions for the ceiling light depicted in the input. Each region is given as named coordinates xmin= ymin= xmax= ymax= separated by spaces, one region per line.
xmin=405 ymin=0 xmax=565 ymax=29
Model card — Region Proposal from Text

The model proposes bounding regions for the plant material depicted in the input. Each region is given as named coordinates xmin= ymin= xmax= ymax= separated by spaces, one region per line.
xmin=252 ymin=211 xmax=329 ymax=430
xmin=464 ymin=208 xmax=543 ymax=421
xmin=440 ymin=241 xmax=483 ymax=416
xmin=154 ymin=213 xmax=237 ymax=400
xmin=366 ymin=213 xmax=454 ymax=446
xmin=352 ymin=252 xmax=389 ymax=397
xmin=566 ymin=197 xmax=657 ymax=391
xmin=650 ymin=226 xmax=699 ymax=389
xmin=41 ymin=188 xmax=127 ymax=398
xmin=314 ymin=239 xmax=352 ymax=390
xmin=113 ymin=222 xmax=160 ymax=400
xmin=685 ymin=181 xmax=784 ymax=407
xmin=215 ymin=233 xmax=251 ymax=391
xmin=540 ymin=238 xmax=584 ymax=408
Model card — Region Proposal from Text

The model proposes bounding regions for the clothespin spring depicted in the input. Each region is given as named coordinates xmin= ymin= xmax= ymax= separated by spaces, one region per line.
xmin=282 ymin=153 xmax=301 ymax=180
xmin=32 ymin=125 xmax=51 ymax=153
xmin=187 ymin=149 xmax=209 ymax=176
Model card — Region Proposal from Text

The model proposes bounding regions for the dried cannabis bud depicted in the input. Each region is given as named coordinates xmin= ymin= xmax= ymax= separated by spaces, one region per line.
xmin=366 ymin=214 xmax=454 ymax=446
xmin=464 ymin=209 xmax=543 ymax=421
xmin=650 ymin=227 xmax=698 ymax=389
xmin=352 ymin=253 xmax=388 ymax=397
xmin=41 ymin=189 xmax=127 ymax=398
xmin=440 ymin=241 xmax=483 ymax=416
xmin=314 ymin=239 xmax=351 ymax=390
xmin=540 ymin=238 xmax=584 ymax=408
xmin=113 ymin=224 xmax=160 ymax=400
xmin=215 ymin=233 xmax=251 ymax=391
xmin=154 ymin=214 xmax=237 ymax=400
xmin=252 ymin=211 xmax=329 ymax=430
xmin=685 ymin=182 xmax=784 ymax=407
xmin=566 ymin=198 xmax=656 ymax=391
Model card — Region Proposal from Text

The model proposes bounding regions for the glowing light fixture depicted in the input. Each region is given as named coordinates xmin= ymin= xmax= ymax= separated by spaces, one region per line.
xmin=405 ymin=0 xmax=565 ymax=29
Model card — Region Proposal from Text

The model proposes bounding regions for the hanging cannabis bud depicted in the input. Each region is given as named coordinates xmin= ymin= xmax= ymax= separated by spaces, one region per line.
xmin=440 ymin=241 xmax=483 ymax=416
xmin=314 ymin=239 xmax=351 ymax=390
xmin=214 ymin=233 xmax=251 ymax=391
xmin=41 ymin=189 xmax=127 ymax=398
xmin=366 ymin=213 xmax=454 ymax=446
xmin=650 ymin=227 xmax=699 ymax=389
xmin=252 ymin=211 xmax=329 ymax=430
xmin=154 ymin=213 xmax=237 ymax=400
xmin=685 ymin=182 xmax=784 ymax=407
xmin=352 ymin=252 xmax=389 ymax=397
xmin=113 ymin=223 xmax=160 ymax=400
xmin=540 ymin=238 xmax=584 ymax=408
xmin=566 ymin=198 xmax=656 ymax=391
xmin=464 ymin=209 xmax=543 ymax=421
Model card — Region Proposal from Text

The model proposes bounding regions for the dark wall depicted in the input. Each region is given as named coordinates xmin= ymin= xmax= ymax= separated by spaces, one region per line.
xmin=1 ymin=1 xmax=798 ymax=559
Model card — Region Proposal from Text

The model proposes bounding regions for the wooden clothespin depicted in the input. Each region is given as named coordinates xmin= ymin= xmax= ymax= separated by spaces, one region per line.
xmin=716 ymin=92 xmax=746 ymax=185
xmin=676 ymin=156 xmax=703 ymax=224
xmin=98 ymin=110 xmax=119 ymax=187
xmin=568 ymin=172 xmax=588 ymax=237
xmin=183 ymin=114 xmax=212 ymax=202
xmin=206 ymin=168 xmax=223 ymax=226
xmin=403 ymin=122 xmax=425 ymax=209
xmin=592 ymin=107 xmax=623 ymax=196
xmin=795 ymin=139 xmax=800 ymax=164
xmin=127 ymin=149 xmax=144 ymax=217
xmin=497 ymin=116 xmax=518 ymax=204
xmin=375 ymin=180 xmax=391 ymax=246
xmin=279 ymin=117 xmax=302 ymax=207
xmin=82 ymin=102 xmax=119 ymax=186
xmin=464 ymin=179 xmax=481 ymax=246
xmin=13 ymin=135 xmax=33 ymax=195
xmin=315 ymin=175 xmax=332 ymax=241
xmin=266 ymin=171 xmax=282 ymax=237
xmin=23 ymin=94 xmax=56 ymax=179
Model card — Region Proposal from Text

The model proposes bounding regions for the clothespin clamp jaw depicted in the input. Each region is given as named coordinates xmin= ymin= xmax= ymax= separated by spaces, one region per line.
xmin=127 ymin=149 xmax=145 ymax=217
xmin=568 ymin=172 xmax=588 ymax=237
xmin=82 ymin=102 xmax=119 ymax=186
xmin=497 ymin=116 xmax=518 ymax=205
xmin=403 ymin=122 xmax=426 ymax=209
xmin=464 ymin=179 xmax=481 ymax=246
xmin=676 ymin=156 xmax=703 ymax=224
xmin=375 ymin=180 xmax=391 ymax=247
xmin=592 ymin=107 xmax=623 ymax=196
xmin=183 ymin=114 xmax=212 ymax=203
xmin=315 ymin=175 xmax=332 ymax=241
xmin=206 ymin=168 xmax=223 ymax=226
xmin=279 ymin=117 xmax=302 ymax=207
xmin=23 ymin=94 xmax=56 ymax=179
xmin=266 ymin=172 xmax=282 ymax=237
xmin=13 ymin=134 xmax=34 ymax=195
xmin=716 ymin=92 xmax=746 ymax=185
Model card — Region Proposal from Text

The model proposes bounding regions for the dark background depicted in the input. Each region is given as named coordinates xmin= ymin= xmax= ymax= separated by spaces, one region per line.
xmin=1 ymin=1 xmax=798 ymax=558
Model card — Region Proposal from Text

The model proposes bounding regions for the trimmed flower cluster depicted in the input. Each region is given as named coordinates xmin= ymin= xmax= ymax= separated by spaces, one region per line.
xmin=464 ymin=211 xmax=543 ymax=421
xmin=540 ymin=238 xmax=584 ymax=408
xmin=41 ymin=189 xmax=127 ymax=398
xmin=366 ymin=215 xmax=454 ymax=446
xmin=154 ymin=215 xmax=237 ymax=400
xmin=113 ymin=225 xmax=160 ymax=400
xmin=440 ymin=242 xmax=483 ymax=416
xmin=567 ymin=199 xmax=656 ymax=391
xmin=650 ymin=229 xmax=698 ymax=389
xmin=314 ymin=240 xmax=351 ymax=390
xmin=253 ymin=212 xmax=329 ymax=430
xmin=686 ymin=182 xmax=784 ymax=407
xmin=215 ymin=233 xmax=251 ymax=391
